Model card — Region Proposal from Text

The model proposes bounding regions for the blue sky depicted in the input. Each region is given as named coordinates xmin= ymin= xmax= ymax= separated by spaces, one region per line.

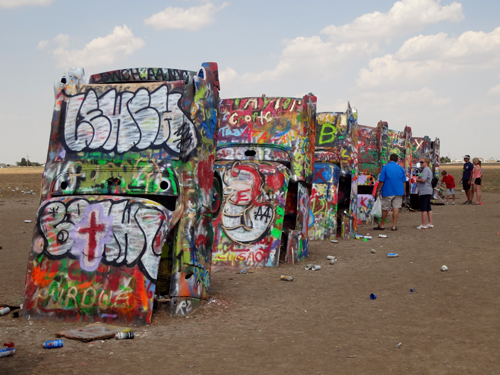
xmin=1 ymin=0 xmax=500 ymax=164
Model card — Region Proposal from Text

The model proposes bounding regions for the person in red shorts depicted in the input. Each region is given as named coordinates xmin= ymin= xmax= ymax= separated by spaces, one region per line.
xmin=437 ymin=170 xmax=456 ymax=205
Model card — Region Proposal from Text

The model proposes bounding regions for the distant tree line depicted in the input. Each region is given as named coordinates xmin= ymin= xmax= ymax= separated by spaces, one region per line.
xmin=16 ymin=158 xmax=43 ymax=167
xmin=440 ymin=156 xmax=451 ymax=163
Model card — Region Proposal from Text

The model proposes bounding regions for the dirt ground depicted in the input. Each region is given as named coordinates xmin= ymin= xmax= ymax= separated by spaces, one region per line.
xmin=1 ymin=167 xmax=499 ymax=374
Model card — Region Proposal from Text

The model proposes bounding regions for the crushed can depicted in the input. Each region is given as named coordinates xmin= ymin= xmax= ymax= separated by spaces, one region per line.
xmin=379 ymin=234 xmax=388 ymax=238
xmin=0 ymin=343 xmax=15 ymax=358
xmin=115 ymin=332 xmax=134 ymax=340
xmin=387 ymin=253 xmax=399 ymax=257
xmin=281 ymin=275 xmax=293 ymax=281
xmin=0 ymin=307 xmax=10 ymax=316
xmin=43 ymin=340 xmax=63 ymax=349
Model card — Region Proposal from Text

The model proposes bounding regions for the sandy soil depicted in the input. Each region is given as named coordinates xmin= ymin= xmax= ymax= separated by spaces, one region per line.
xmin=1 ymin=170 xmax=499 ymax=374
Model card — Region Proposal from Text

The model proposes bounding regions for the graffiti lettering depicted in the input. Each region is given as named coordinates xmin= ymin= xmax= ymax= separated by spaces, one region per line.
xmin=318 ymin=123 xmax=338 ymax=145
xmin=38 ymin=197 xmax=173 ymax=281
xmin=64 ymin=83 xmax=197 ymax=157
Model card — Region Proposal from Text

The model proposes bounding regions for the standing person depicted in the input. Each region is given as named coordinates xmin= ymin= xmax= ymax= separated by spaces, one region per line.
xmin=373 ymin=153 xmax=407 ymax=231
xmin=459 ymin=155 xmax=474 ymax=204
xmin=416 ymin=157 xmax=433 ymax=229
xmin=437 ymin=170 xmax=456 ymax=205
xmin=470 ymin=158 xmax=483 ymax=205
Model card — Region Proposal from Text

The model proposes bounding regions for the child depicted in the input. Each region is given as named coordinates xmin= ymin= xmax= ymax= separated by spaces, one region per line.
xmin=438 ymin=170 xmax=456 ymax=205
xmin=470 ymin=158 xmax=483 ymax=205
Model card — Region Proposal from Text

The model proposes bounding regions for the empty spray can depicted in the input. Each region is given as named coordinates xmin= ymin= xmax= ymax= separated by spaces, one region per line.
xmin=281 ymin=275 xmax=293 ymax=281
xmin=387 ymin=253 xmax=399 ymax=257
xmin=0 ymin=343 xmax=15 ymax=358
xmin=0 ymin=307 xmax=10 ymax=316
xmin=115 ymin=332 xmax=134 ymax=340
xmin=43 ymin=340 xmax=63 ymax=349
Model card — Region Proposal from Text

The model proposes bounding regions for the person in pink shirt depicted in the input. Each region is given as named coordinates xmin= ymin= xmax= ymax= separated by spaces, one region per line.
xmin=470 ymin=158 xmax=483 ymax=205
xmin=437 ymin=170 xmax=456 ymax=205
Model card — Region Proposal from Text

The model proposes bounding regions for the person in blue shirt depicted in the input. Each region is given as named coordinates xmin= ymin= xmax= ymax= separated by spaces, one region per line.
xmin=374 ymin=153 xmax=407 ymax=231
xmin=459 ymin=155 xmax=474 ymax=204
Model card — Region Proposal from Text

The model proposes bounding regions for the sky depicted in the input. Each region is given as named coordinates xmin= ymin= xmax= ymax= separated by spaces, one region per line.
xmin=1 ymin=0 xmax=499 ymax=164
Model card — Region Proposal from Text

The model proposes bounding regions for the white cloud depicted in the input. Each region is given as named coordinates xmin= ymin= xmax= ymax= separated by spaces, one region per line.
xmin=54 ymin=33 xmax=69 ymax=48
xmin=144 ymin=2 xmax=229 ymax=31
xmin=0 ymin=0 xmax=52 ymax=8
xmin=358 ymin=27 xmax=500 ymax=88
xmin=396 ymin=27 xmax=500 ymax=65
xmin=321 ymin=0 xmax=463 ymax=43
xmin=37 ymin=40 xmax=48 ymax=50
xmin=357 ymin=55 xmax=454 ymax=87
xmin=488 ymin=84 xmax=500 ymax=95
xmin=219 ymin=66 xmax=238 ymax=83
xmin=224 ymin=0 xmax=465 ymax=88
xmin=358 ymin=87 xmax=451 ymax=110
xmin=50 ymin=25 xmax=145 ymax=68
xmin=222 ymin=35 xmax=378 ymax=89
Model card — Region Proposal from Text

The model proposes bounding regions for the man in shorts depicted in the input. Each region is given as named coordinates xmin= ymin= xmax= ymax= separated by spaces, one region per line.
xmin=374 ymin=153 xmax=407 ymax=231
xmin=460 ymin=155 xmax=474 ymax=204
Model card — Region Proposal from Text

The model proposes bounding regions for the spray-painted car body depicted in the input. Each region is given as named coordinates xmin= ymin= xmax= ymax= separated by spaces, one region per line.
xmin=23 ymin=64 xmax=220 ymax=323
xmin=386 ymin=126 xmax=413 ymax=177
xmin=355 ymin=122 xmax=412 ymax=225
xmin=212 ymin=95 xmax=316 ymax=269
xmin=309 ymin=104 xmax=358 ymax=240
xmin=430 ymin=138 xmax=442 ymax=201
xmin=431 ymin=138 xmax=440 ymax=178
xmin=355 ymin=122 xmax=386 ymax=225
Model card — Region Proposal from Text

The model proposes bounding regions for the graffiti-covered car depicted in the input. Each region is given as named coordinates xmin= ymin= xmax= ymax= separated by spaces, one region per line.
xmin=309 ymin=104 xmax=358 ymax=240
xmin=23 ymin=64 xmax=220 ymax=323
xmin=355 ymin=121 xmax=387 ymax=225
xmin=212 ymin=95 xmax=316 ymax=269
xmin=387 ymin=126 xmax=412 ymax=178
